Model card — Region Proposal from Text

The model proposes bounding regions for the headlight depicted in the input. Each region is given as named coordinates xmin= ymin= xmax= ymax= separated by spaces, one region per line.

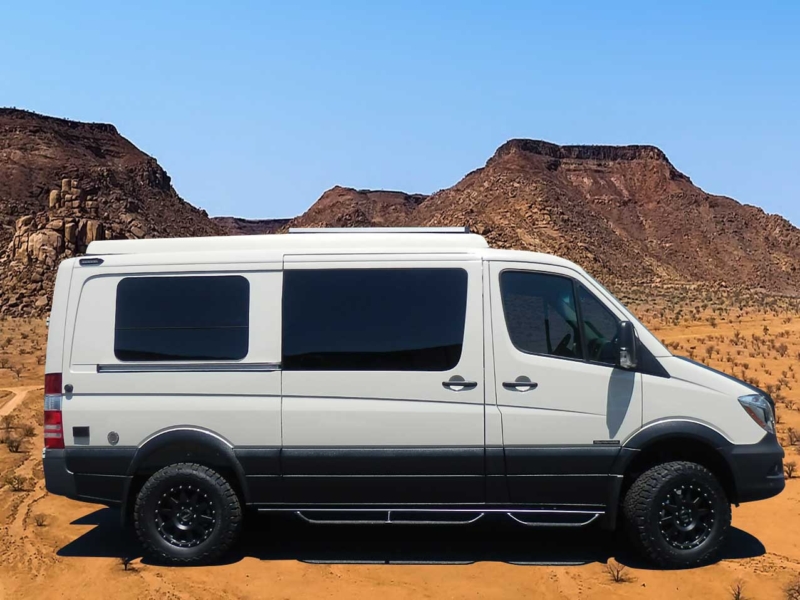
xmin=738 ymin=394 xmax=775 ymax=434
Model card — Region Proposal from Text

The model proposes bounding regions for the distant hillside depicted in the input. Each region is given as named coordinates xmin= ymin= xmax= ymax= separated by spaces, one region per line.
xmin=2 ymin=108 xmax=798 ymax=317
xmin=0 ymin=109 xmax=224 ymax=315
xmin=212 ymin=216 xmax=291 ymax=235
xmin=288 ymin=140 xmax=800 ymax=293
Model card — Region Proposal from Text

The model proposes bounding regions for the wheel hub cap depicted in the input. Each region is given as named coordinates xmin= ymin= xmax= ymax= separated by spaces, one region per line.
xmin=155 ymin=484 xmax=216 ymax=548
xmin=659 ymin=484 xmax=715 ymax=550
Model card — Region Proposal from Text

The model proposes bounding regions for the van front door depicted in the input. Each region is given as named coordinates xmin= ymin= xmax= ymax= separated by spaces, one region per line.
xmin=489 ymin=262 xmax=642 ymax=509
xmin=280 ymin=257 xmax=485 ymax=506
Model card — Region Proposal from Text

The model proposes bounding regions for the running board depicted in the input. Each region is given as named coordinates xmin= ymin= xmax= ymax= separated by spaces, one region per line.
xmin=257 ymin=508 xmax=604 ymax=528
xmin=292 ymin=510 xmax=485 ymax=526
xmin=506 ymin=510 xmax=602 ymax=528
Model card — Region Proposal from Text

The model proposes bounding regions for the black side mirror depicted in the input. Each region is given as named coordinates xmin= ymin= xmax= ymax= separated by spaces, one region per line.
xmin=618 ymin=321 xmax=638 ymax=369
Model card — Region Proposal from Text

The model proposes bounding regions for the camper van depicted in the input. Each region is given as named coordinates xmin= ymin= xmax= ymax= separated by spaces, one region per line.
xmin=42 ymin=228 xmax=784 ymax=567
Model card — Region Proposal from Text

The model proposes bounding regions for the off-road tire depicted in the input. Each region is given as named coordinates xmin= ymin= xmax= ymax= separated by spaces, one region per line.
xmin=622 ymin=461 xmax=730 ymax=569
xmin=134 ymin=462 xmax=243 ymax=565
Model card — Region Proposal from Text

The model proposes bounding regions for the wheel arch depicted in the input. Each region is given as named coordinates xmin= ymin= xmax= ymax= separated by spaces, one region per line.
xmin=121 ymin=428 xmax=249 ymax=526
xmin=614 ymin=420 xmax=738 ymax=504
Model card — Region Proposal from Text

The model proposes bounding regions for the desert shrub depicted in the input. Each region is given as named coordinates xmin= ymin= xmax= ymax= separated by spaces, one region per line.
xmin=119 ymin=556 xmax=136 ymax=572
xmin=730 ymin=580 xmax=748 ymax=600
xmin=786 ymin=577 xmax=800 ymax=600
xmin=1 ymin=414 xmax=15 ymax=432
xmin=785 ymin=461 xmax=797 ymax=479
xmin=6 ymin=436 xmax=23 ymax=453
xmin=788 ymin=429 xmax=800 ymax=446
xmin=33 ymin=513 xmax=48 ymax=527
xmin=604 ymin=559 xmax=629 ymax=583
xmin=20 ymin=423 xmax=36 ymax=438
xmin=3 ymin=473 xmax=29 ymax=492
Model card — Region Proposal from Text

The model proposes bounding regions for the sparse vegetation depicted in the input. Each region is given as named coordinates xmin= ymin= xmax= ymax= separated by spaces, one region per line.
xmin=786 ymin=578 xmax=800 ymax=600
xmin=3 ymin=473 xmax=30 ymax=492
xmin=604 ymin=559 xmax=629 ymax=583
xmin=6 ymin=436 xmax=23 ymax=453
xmin=730 ymin=580 xmax=748 ymax=600
xmin=785 ymin=461 xmax=797 ymax=479
xmin=33 ymin=513 xmax=48 ymax=527
xmin=119 ymin=556 xmax=136 ymax=572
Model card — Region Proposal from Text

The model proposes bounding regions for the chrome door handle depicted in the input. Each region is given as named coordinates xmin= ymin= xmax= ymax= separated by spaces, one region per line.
xmin=502 ymin=376 xmax=538 ymax=391
xmin=442 ymin=376 xmax=478 ymax=391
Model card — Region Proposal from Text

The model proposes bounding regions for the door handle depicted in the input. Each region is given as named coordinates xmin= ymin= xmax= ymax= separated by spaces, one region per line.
xmin=442 ymin=376 xmax=478 ymax=391
xmin=502 ymin=376 xmax=538 ymax=391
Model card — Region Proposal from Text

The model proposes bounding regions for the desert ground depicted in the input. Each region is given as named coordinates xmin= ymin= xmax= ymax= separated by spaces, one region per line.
xmin=1 ymin=290 xmax=799 ymax=600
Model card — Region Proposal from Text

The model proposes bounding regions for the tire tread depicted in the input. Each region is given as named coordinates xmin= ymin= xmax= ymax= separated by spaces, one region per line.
xmin=622 ymin=460 xmax=730 ymax=569
xmin=134 ymin=462 xmax=242 ymax=566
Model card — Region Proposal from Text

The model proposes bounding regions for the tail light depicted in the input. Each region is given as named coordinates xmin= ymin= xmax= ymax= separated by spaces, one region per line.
xmin=44 ymin=373 xmax=64 ymax=450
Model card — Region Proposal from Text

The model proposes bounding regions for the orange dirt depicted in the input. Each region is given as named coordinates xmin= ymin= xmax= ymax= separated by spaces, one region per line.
xmin=1 ymin=308 xmax=798 ymax=600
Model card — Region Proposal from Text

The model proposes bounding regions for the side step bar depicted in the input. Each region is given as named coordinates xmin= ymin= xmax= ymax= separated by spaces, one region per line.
xmin=293 ymin=510 xmax=485 ymax=526
xmin=506 ymin=510 xmax=602 ymax=528
xmin=257 ymin=508 xmax=604 ymax=528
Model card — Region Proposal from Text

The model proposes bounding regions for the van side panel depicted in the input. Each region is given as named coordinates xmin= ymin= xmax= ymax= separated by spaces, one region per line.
xmin=60 ymin=263 xmax=282 ymax=504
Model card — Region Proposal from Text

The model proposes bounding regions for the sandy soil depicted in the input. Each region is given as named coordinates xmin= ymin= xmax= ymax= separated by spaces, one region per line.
xmin=0 ymin=305 xmax=798 ymax=600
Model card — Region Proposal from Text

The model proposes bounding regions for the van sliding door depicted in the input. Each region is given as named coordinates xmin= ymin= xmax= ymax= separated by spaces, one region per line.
xmin=280 ymin=256 xmax=486 ymax=506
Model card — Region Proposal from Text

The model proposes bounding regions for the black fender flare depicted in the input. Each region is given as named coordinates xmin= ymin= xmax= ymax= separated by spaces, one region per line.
xmin=120 ymin=427 xmax=249 ymax=525
xmin=601 ymin=420 xmax=735 ymax=530
xmin=611 ymin=419 xmax=732 ymax=475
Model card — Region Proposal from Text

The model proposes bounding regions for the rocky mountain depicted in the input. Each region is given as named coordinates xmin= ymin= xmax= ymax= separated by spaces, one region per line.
xmin=286 ymin=186 xmax=428 ymax=229
xmin=212 ymin=216 xmax=291 ymax=235
xmin=289 ymin=140 xmax=800 ymax=293
xmin=2 ymin=108 xmax=798 ymax=317
xmin=0 ymin=109 xmax=224 ymax=315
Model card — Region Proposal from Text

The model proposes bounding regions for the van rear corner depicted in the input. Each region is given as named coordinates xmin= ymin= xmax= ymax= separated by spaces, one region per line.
xmin=44 ymin=258 xmax=77 ymax=376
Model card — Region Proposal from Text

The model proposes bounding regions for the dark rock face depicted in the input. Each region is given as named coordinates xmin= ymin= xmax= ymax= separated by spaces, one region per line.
xmin=0 ymin=109 xmax=224 ymax=316
xmin=2 ymin=111 xmax=798 ymax=318
xmin=212 ymin=216 xmax=291 ymax=235
xmin=289 ymin=139 xmax=800 ymax=294
xmin=286 ymin=186 xmax=428 ymax=229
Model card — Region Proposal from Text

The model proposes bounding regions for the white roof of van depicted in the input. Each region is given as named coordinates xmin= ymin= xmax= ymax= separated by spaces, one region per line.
xmin=83 ymin=227 xmax=587 ymax=274
xmin=86 ymin=228 xmax=490 ymax=255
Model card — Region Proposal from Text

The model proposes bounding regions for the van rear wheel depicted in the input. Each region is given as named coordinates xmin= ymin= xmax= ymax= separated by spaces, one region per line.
xmin=134 ymin=463 xmax=242 ymax=565
xmin=622 ymin=461 xmax=730 ymax=569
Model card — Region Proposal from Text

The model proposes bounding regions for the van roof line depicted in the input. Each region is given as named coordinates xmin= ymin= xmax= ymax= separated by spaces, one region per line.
xmin=85 ymin=230 xmax=489 ymax=255
xmin=288 ymin=227 xmax=471 ymax=234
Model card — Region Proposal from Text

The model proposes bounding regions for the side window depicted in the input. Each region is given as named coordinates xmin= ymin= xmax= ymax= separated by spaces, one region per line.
xmin=282 ymin=268 xmax=468 ymax=371
xmin=499 ymin=271 xmax=583 ymax=360
xmin=577 ymin=285 xmax=619 ymax=366
xmin=115 ymin=275 xmax=249 ymax=361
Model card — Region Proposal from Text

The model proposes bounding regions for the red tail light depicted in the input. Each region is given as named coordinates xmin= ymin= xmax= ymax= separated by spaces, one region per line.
xmin=44 ymin=373 xmax=64 ymax=450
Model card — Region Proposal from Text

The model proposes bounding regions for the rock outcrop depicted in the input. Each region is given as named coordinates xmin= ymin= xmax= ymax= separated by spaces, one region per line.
xmin=288 ymin=140 xmax=800 ymax=294
xmin=0 ymin=109 xmax=224 ymax=316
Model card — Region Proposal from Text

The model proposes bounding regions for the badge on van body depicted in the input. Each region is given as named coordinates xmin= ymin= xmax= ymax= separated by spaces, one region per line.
xmin=107 ymin=431 xmax=120 ymax=446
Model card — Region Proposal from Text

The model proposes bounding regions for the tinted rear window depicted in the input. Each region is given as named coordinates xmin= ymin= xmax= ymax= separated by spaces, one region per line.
xmin=282 ymin=268 xmax=468 ymax=371
xmin=115 ymin=275 xmax=249 ymax=361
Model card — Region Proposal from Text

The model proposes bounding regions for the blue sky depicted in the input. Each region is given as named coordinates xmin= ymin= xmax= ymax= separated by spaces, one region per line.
xmin=2 ymin=1 xmax=798 ymax=224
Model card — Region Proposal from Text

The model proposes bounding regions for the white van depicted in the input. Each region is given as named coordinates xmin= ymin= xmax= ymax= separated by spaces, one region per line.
xmin=43 ymin=228 xmax=784 ymax=567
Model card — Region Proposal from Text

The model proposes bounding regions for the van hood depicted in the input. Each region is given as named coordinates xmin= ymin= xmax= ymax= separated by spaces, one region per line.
xmin=661 ymin=355 xmax=774 ymax=408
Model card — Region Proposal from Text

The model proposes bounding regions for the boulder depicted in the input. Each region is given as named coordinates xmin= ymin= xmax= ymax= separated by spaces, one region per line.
xmin=28 ymin=229 xmax=64 ymax=260
xmin=16 ymin=215 xmax=33 ymax=228
xmin=49 ymin=190 xmax=61 ymax=208
xmin=85 ymin=220 xmax=104 ymax=243
xmin=64 ymin=221 xmax=77 ymax=244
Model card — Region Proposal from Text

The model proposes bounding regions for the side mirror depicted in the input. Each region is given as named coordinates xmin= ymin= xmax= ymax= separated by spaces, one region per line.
xmin=618 ymin=321 xmax=638 ymax=370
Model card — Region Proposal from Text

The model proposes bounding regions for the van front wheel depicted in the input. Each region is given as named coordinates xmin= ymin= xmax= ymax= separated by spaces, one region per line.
xmin=622 ymin=461 xmax=730 ymax=569
xmin=134 ymin=463 xmax=243 ymax=565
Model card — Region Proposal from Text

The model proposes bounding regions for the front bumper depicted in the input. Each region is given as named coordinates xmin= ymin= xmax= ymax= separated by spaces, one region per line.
xmin=721 ymin=433 xmax=785 ymax=503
